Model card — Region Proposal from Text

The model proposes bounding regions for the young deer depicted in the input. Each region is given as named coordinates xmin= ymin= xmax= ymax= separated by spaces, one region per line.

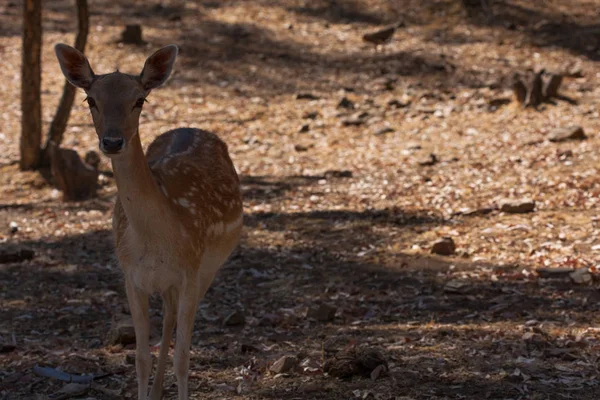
xmin=55 ymin=44 xmax=243 ymax=399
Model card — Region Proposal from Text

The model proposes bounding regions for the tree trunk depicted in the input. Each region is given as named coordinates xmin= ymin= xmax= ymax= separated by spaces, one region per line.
xmin=40 ymin=0 xmax=89 ymax=167
xmin=20 ymin=0 xmax=42 ymax=170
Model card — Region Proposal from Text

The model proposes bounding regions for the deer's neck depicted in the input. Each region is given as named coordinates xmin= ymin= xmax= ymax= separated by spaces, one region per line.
xmin=111 ymin=133 xmax=166 ymax=235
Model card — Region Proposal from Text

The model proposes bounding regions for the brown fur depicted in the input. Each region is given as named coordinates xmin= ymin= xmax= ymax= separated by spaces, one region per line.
xmin=55 ymin=43 xmax=243 ymax=400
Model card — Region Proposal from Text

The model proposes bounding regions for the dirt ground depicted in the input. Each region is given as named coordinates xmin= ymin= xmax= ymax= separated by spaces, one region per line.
xmin=2 ymin=0 xmax=600 ymax=399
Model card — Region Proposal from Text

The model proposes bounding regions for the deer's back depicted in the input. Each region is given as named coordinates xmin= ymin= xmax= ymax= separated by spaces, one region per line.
xmin=147 ymin=128 xmax=242 ymax=230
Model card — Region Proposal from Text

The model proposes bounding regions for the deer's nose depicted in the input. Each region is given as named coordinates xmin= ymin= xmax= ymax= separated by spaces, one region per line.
xmin=101 ymin=137 xmax=124 ymax=154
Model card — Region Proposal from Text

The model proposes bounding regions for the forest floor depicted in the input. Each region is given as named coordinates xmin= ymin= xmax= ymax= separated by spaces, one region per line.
xmin=2 ymin=0 xmax=600 ymax=399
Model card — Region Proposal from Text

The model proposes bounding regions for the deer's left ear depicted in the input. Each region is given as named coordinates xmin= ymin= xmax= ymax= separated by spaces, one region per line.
xmin=139 ymin=45 xmax=178 ymax=91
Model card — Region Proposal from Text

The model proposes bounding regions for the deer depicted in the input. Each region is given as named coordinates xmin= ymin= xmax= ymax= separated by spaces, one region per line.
xmin=54 ymin=43 xmax=243 ymax=399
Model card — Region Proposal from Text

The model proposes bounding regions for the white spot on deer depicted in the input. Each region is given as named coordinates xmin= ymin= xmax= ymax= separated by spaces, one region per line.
xmin=178 ymin=197 xmax=191 ymax=209
xmin=207 ymin=221 xmax=224 ymax=236
xmin=159 ymin=184 xmax=168 ymax=197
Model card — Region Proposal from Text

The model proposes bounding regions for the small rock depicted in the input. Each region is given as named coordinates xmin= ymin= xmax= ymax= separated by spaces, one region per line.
xmin=296 ymin=93 xmax=320 ymax=100
xmin=88 ymin=338 xmax=102 ymax=349
xmin=444 ymin=279 xmax=468 ymax=293
xmin=431 ymin=237 xmax=455 ymax=256
xmin=570 ymin=268 xmax=592 ymax=285
xmin=298 ymin=124 xmax=310 ymax=133
xmin=337 ymin=97 xmax=355 ymax=109
xmin=9 ymin=221 xmax=18 ymax=234
xmin=0 ymin=343 xmax=16 ymax=354
xmin=500 ymin=199 xmax=535 ymax=214
xmin=536 ymin=267 xmax=574 ymax=278
xmin=341 ymin=112 xmax=369 ymax=126
xmin=387 ymin=99 xmax=410 ymax=109
xmin=557 ymin=149 xmax=573 ymax=160
xmin=306 ymin=303 xmax=337 ymax=322
xmin=223 ymin=310 xmax=246 ymax=326
xmin=241 ymin=343 xmax=260 ymax=353
xmin=302 ymin=111 xmax=319 ymax=119
xmin=417 ymin=153 xmax=437 ymax=166
xmin=107 ymin=316 xmax=136 ymax=346
xmin=549 ymin=126 xmax=587 ymax=142
xmin=369 ymin=76 xmax=396 ymax=91
xmin=375 ymin=127 xmax=394 ymax=135
xmin=269 ymin=355 xmax=297 ymax=374
xmin=363 ymin=26 xmax=397 ymax=46
xmin=370 ymin=364 xmax=386 ymax=380
xmin=0 ymin=248 xmax=35 ymax=264
xmin=324 ymin=170 xmax=353 ymax=179
xmin=294 ymin=144 xmax=309 ymax=152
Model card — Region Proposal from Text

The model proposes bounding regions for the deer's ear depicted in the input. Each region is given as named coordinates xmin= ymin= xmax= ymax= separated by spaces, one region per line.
xmin=55 ymin=43 xmax=95 ymax=90
xmin=139 ymin=45 xmax=178 ymax=91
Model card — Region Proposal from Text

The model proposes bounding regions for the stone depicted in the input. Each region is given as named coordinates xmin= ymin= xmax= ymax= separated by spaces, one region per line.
xmin=302 ymin=111 xmax=319 ymax=119
xmin=0 ymin=248 xmax=34 ymax=264
xmin=536 ymin=267 xmax=574 ymax=278
xmin=570 ymin=268 xmax=592 ymax=285
xmin=0 ymin=343 xmax=16 ymax=354
xmin=431 ymin=237 xmax=455 ymax=256
xmin=294 ymin=144 xmax=309 ymax=152
xmin=306 ymin=303 xmax=337 ymax=322
xmin=269 ymin=355 xmax=297 ymax=374
xmin=363 ymin=26 xmax=396 ymax=46
xmin=375 ymin=127 xmax=394 ymax=135
xmin=387 ymin=99 xmax=410 ymax=109
xmin=417 ymin=153 xmax=438 ymax=166
xmin=341 ymin=112 xmax=369 ymax=126
xmin=298 ymin=124 xmax=310 ymax=133
xmin=500 ymin=199 xmax=535 ymax=214
xmin=548 ymin=126 xmax=587 ymax=142
xmin=295 ymin=93 xmax=320 ymax=100
xmin=107 ymin=316 xmax=136 ymax=346
xmin=223 ymin=310 xmax=246 ymax=326
xmin=444 ymin=279 xmax=468 ymax=293
xmin=337 ymin=97 xmax=355 ymax=109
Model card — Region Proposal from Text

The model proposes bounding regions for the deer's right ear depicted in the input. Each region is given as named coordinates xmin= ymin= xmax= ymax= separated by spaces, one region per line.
xmin=55 ymin=43 xmax=95 ymax=90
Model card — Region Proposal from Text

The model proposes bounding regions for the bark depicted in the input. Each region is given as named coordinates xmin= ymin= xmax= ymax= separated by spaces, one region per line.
xmin=20 ymin=0 xmax=42 ymax=170
xmin=40 ymin=0 xmax=89 ymax=167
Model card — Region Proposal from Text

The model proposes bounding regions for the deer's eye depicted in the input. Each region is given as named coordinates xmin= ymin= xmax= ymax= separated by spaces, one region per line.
xmin=86 ymin=97 xmax=96 ymax=108
xmin=134 ymin=98 xmax=146 ymax=108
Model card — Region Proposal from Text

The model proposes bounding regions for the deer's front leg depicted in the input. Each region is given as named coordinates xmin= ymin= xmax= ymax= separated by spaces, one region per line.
xmin=125 ymin=279 xmax=151 ymax=400
xmin=149 ymin=286 xmax=178 ymax=400
xmin=173 ymin=282 xmax=203 ymax=400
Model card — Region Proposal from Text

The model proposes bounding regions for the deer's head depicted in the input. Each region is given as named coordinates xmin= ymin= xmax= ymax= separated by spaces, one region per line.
xmin=55 ymin=44 xmax=178 ymax=156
